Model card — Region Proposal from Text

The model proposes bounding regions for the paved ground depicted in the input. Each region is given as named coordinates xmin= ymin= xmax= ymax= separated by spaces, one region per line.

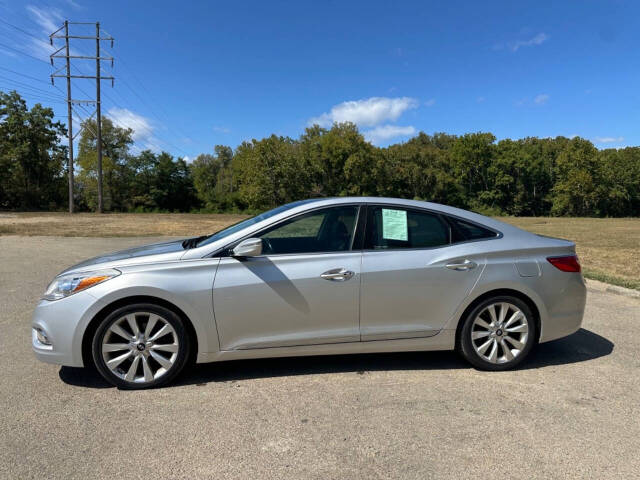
xmin=1 ymin=236 xmax=638 ymax=479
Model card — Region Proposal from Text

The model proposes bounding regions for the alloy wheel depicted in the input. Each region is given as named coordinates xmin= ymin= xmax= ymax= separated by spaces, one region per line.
xmin=470 ymin=302 xmax=529 ymax=364
xmin=101 ymin=312 xmax=179 ymax=384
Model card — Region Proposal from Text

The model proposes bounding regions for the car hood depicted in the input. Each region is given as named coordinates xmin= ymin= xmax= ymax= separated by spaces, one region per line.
xmin=60 ymin=238 xmax=187 ymax=275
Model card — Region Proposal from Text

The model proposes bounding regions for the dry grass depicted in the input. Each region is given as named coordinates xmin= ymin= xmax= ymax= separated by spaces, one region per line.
xmin=0 ymin=212 xmax=249 ymax=238
xmin=1 ymin=212 xmax=638 ymax=289
xmin=500 ymin=217 xmax=640 ymax=290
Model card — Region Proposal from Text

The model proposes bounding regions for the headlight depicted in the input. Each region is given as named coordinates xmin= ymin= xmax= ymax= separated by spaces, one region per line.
xmin=43 ymin=268 xmax=121 ymax=301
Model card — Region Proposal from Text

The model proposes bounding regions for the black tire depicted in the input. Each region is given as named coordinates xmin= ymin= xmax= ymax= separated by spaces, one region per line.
xmin=458 ymin=295 xmax=537 ymax=371
xmin=92 ymin=303 xmax=191 ymax=389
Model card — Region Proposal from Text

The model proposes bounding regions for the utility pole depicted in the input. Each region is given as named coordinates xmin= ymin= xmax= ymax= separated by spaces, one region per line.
xmin=95 ymin=22 xmax=103 ymax=213
xmin=64 ymin=21 xmax=73 ymax=213
xmin=49 ymin=22 xmax=114 ymax=213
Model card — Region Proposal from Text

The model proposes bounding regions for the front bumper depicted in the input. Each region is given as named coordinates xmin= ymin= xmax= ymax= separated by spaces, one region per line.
xmin=31 ymin=289 xmax=102 ymax=367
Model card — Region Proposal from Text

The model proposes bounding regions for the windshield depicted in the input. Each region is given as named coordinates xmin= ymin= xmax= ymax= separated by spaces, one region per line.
xmin=196 ymin=199 xmax=322 ymax=248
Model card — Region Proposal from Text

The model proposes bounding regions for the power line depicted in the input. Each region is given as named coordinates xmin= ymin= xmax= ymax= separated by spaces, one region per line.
xmin=77 ymin=61 xmax=193 ymax=157
xmin=0 ymin=89 xmax=67 ymax=105
xmin=0 ymin=66 xmax=52 ymax=85
xmin=0 ymin=18 xmax=43 ymax=41
xmin=0 ymin=88 xmax=68 ymax=105
xmin=0 ymin=85 xmax=66 ymax=102
xmin=0 ymin=41 xmax=50 ymax=64
xmin=0 ymin=75 xmax=67 ymax=98
xmin=102 ymin=45 xmax=195 ymax=152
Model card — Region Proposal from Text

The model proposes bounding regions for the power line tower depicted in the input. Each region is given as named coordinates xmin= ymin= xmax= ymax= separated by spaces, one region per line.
xmin=49 ymin=21 xmax=114 ymax=213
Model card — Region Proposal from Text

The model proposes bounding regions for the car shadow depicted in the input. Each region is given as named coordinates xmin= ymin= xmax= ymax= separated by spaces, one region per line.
xmin=240 ymin=257 xmax=310 ymax=314
xmin=59 ymin=328 xmax=614 ymax=389
xmin=525 ymin=328 xmax=614 ymax=369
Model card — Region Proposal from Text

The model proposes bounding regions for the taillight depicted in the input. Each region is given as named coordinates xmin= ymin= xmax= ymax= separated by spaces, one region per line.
xmin=547 ymin=255 xmax=581 ymax=273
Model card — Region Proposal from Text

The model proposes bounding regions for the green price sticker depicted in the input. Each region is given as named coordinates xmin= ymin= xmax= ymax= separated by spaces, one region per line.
xmin=381 ymin=208 xmax=408 ymax=241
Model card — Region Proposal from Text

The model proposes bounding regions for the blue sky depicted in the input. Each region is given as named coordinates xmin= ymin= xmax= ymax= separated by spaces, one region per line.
xmin=1 ymin=0 xmax=638 ymax=158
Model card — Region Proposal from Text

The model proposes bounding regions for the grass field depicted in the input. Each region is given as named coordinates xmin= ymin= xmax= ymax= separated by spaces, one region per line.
xmin=0 ymin=212 xmax=248 ymax=237
xmin=0 ymin=212 xmax=638 ymax=290
xmin=503 ymin=217 xmax=639 ymax=290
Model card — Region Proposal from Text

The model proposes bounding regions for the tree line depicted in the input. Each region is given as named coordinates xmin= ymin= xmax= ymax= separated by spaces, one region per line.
xmin=1 ymin=90 xmax=639 ymax=216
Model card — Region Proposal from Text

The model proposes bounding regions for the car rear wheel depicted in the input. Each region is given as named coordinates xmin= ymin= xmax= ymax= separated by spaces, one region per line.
xmin=92 ymin=303 xmax=190 ymax=389
xmin=459 ymin=296 xmax=536 ymax=371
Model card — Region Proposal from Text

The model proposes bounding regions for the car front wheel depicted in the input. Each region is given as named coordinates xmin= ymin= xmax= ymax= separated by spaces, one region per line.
xmin=92 ymin=303 xmax=190 ymax=389
xmin=459 ymin=296 xmax=536 ymax=370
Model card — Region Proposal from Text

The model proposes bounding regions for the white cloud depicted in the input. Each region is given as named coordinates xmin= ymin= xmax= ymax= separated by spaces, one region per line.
xmin=534 ymin=93 xmax=550 ymax=105
xmin=26 ymin=5 xmax=63 ymax=33
xmin=424 ymin=98 xmax=436 ymax=107
xmin=594 ymin=136 xmax=624 ymax=144
xmin=27 ymin=38 xmax=59 ymax=61
xmin=213 ymin=126 xmax=231 ymax=134
xmin=24 ymin=5 xmax=82 ymax=61
xmin=509 ymin=32 xmax=549 ymax=52
xmin=24 ymin=6 xmax=63 ymax=60
xmin=364 ymin=125 xmax=416 ymax=145
xmin=107 ymin=107 xmax=154 ymax=143
xmin=309 ymin=96 xmax=418 ymax=128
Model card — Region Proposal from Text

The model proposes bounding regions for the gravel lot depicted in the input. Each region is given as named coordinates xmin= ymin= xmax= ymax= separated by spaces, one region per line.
xmin=1 ymin=236 xmax=638 ymax=479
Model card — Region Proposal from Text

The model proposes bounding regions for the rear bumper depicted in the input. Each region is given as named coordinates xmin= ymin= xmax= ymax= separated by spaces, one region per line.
xmin=539 ymin=274 xmax=587 ymax=343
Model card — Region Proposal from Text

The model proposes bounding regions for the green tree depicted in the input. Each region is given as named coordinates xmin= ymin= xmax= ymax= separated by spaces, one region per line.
xmin=128 ymin=149 xmax=159 ymax=209
xmin=153 ymin=152 xmax=197 ymax=211
xmin=191 ymin=153 xmax=219 ymax=209
xmin=301 ymin=122 xmax=370 ymax=196
xmin=450 ymin=132 xmax=498 ymax=213
xmin=76 ymin=116 xmax=134 ymax=211
xmin=190 ymin=145 xmax=235 ymax=210
xmin=0 ymin=90 xmax=67 ymax=209
xmin=379 ymin=133 xmax=461 ymax=205
xmin=550 ymin=137 xmax=600 ymax=216
xmin=597 ymin=147 xmax=640 ymax=216
xmin=234 ymin=135 xmax=312 ymax=210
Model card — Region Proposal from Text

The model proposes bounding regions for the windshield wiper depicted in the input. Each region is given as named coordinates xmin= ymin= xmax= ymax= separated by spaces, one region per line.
xmin=182 ymin=234 xmax=211 ymax=249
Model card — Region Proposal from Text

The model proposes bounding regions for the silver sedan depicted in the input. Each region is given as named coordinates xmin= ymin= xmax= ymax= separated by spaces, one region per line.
xmin=32 ymin=197 xmax=586 ymax=389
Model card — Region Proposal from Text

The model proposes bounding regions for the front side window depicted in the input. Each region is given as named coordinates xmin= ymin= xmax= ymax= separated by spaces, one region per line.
xmin=257 ymin=205 xmax=359 ymax=255
xmin=196 ymin=199 xmax=320 ymax=248
xmin=364 ymin=206 xmax=449 ymax=249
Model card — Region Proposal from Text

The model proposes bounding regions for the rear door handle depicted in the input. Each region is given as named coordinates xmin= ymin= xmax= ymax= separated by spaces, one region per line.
xmin=445 ymin=260 xmax=477 ymax=271
xmin=320 ymin=268 xmax=355 ymax=281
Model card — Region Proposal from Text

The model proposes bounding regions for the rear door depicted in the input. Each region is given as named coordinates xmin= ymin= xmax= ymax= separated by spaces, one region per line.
xmin=359 ymin=205 xmax=485 ymax=341
xmin=212 ymin=205 xmax=363 ymax=350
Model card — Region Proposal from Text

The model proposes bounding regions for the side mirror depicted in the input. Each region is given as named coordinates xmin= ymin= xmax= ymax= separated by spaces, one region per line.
xmin=231 ymin=238 xmax=263 ymax=258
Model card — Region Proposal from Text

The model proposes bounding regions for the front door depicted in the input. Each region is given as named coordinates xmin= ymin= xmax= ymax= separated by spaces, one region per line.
xmin=213 ymin=205 xmax=362 ymax=350
xmin=360 ymin=205 xmax=484 ymax=341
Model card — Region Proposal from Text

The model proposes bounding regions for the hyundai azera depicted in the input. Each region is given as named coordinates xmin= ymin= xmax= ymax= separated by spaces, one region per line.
xmin=32 ymin=197 xmax=586 ymax=388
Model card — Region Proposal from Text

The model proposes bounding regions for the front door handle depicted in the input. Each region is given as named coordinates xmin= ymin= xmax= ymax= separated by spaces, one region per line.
xmin=320 ymin=268 xmax=355 ymax=281
xmin=445 ymin=260 xmax=477 ymax=271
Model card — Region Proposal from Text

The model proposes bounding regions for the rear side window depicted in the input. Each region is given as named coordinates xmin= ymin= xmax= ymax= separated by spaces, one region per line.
xmin=447 ymin=217 xmax=498 ymax=242
xmin=364 ymin=206 xmax=449 ymax=249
